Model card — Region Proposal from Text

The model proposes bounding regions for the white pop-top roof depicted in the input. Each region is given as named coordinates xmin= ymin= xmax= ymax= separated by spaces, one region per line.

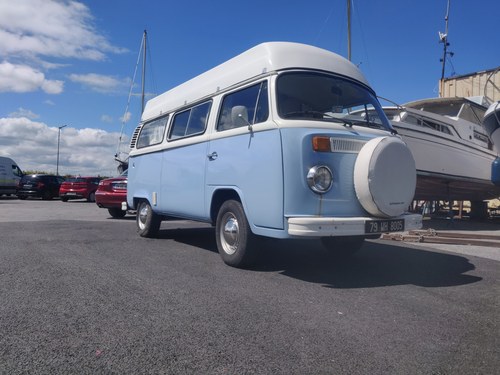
xmin=141 ymin=42 xmax=371 ymax=121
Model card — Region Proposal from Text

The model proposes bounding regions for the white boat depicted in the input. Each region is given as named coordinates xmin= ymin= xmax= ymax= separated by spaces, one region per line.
xmin=483 ymin=101 xmax=500 ymax=152
xmin=483 ymin=101 xmax=500 ymax=187
xmin=383 ymin=97 xmax=500 ymax=202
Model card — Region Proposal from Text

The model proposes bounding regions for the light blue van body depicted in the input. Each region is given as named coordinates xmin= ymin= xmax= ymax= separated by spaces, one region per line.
xmin=127 ymin=42 xmax=421 ymax=241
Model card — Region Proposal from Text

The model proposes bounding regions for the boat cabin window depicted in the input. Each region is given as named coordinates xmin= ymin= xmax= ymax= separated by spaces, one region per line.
xmin=136 ymin=115 xmax=169 ymax=149
xmin=169 ymin=101 xmax=212 ymax=140
xmin=424 ymin=120 xmax=452 ymax=135
xmin=217 ymin=81 xmax=269 ymax=131
xmin=276 ymin=72 xmax=393 ymax=131
xmin=405 ymin=114 xmax=453 ymax=135
xmin=457 ymin=103 xmax=485 ymax=125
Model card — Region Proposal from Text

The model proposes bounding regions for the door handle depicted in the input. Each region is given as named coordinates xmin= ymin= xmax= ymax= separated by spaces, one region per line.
xmin=207 ymin=151 xmax=218 ymax=161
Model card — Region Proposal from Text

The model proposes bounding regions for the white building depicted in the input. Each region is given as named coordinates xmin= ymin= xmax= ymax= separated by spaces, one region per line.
xmin=440 ymin=66 xmax=500 ymax=102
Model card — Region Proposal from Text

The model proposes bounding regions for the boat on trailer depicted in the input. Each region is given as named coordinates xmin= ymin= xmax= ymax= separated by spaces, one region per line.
xmin=377 ymin=0 xmax=500 ymax=208
xmin=382 ymin=96 xmax=500 ymax=202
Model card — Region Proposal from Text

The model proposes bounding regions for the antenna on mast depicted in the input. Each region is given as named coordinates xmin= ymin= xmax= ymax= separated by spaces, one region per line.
xmin=439 ymin=0 xmax=454 ymax=96
xmin=141 ymin=30 xmax=147 ymax=114
xmin=347 ymin=0 xmax=352 ymax=61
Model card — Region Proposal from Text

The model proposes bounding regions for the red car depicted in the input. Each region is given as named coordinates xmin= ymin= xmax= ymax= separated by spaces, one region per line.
xmin=95 ymin=171 xmax=128 ymax=218
xmin=59 ymin=177 xmax=102 ymax=202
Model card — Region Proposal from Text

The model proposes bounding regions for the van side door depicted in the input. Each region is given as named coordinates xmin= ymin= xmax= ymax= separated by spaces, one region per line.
xmin=158 ymin=101 xmax=212 ymax=220
xmin=206 ymin=81 xmax=284 ymax=231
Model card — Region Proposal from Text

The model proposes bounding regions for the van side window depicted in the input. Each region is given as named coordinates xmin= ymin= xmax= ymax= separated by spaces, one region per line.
xmin=169 ymin=101 xmax=212 ymax=140
xmin=217 ymin=81 xmax=269 ymax=131
xmin=136 ymin=115 xmax=169 ymax=148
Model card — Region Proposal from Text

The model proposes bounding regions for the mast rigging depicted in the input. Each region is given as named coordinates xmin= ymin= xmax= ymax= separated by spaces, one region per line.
xmin=115 ymin=30 xmax=149 ymax=172
xmin=439 ymin=0 xmax=454 ymax=96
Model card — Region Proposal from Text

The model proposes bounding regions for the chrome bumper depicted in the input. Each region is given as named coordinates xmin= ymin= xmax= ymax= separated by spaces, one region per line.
xmin=287 ymin=213 xmax=422 ymax=237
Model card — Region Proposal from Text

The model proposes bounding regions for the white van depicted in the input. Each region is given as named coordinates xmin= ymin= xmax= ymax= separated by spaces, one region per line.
xmin=127 ymin=42 xmax=422 ymax=267
xmin=0 ymin=156 xmax=23 ymax=196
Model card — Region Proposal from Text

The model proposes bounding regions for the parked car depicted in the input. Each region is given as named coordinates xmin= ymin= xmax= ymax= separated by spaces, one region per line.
xmin=17 ymin=174 xmax=65 ymax=200
xmin=95 ymin=170 xmax=128 ymax=218
xmin=59 ymin=176 xmax=102 ymax=202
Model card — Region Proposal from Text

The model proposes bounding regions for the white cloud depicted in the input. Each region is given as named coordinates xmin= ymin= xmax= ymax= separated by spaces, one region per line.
xmin=8 ymin=107 xmax=40 ymax=119
xmin=69 ymin=73 xmax=129 ymax=93
xmin=0 ymin=0 xmax=127 ymax=61
xmin=0 ymin=117 xmax=128 ymax=176
xmin=101 ymin=115 xmax=113 ymax=123
xmin=41 ymin=79 xmax=65 ymax=94
xmin=120 ymin=111 xmax=132 ymax=123
xmin=0 ymin=0 xmax=127 ymax=95
xmin=0 ymin=61 xmax=64 ymax=94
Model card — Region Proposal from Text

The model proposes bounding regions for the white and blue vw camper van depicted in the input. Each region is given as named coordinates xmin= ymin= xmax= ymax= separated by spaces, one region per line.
xmin=127 ymin=42 xmax=422 ymax=267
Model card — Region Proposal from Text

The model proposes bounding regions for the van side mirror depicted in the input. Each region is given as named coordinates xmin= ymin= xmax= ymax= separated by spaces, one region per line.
xmin=231 ymin=106 xmax=252 ymax=131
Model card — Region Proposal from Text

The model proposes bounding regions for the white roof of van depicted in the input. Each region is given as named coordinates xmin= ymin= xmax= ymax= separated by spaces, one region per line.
xmin=142 ymin=42 xmax=371 ymax=121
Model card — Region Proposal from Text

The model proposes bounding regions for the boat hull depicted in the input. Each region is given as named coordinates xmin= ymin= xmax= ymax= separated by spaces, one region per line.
xmin=414 ymin=173 xmax=500 ymax=201
xmin=394 ymin=124 xmax=500 ymax=201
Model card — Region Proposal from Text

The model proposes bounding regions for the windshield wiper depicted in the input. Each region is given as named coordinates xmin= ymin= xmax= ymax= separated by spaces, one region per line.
xmin=348 ymin=119 xmax=382 ymax=129
xmin=282 ymin=111 xmax=354 ymax=127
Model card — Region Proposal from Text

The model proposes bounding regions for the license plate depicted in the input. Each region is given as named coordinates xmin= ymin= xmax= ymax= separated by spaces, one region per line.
xmin=67 ymin=192 xmax=77 ymax=195
xmin=365 ymin=219 xmax=404 ymax=234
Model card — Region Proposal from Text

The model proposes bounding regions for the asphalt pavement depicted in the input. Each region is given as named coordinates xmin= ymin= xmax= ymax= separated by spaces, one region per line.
xmin=0 ymin=197 xmax=499 ymax=374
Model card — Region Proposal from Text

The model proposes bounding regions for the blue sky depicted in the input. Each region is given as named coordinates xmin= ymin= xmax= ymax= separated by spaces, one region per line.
xmin=0 ymin=0 xmax=498 ymax=176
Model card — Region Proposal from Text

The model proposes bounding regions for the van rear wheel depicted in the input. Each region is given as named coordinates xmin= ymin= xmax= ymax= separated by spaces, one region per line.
xmin=137 ymin=200 xmax=161 ymax=238
xmin=216 ymin=200 xmax=256 ymax=268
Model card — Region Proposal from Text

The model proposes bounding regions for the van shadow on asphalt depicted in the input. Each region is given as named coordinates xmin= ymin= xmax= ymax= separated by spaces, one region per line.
xmin=156 ymin=226 xmax=481 ymax=289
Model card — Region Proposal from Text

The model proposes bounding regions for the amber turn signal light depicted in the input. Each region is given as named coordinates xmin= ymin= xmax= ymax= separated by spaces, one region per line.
xmin=312 ymin=136 xmax=331 ymax=152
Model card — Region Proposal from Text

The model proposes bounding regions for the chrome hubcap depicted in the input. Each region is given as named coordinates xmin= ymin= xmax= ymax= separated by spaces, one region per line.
xmin=138 ymin=204 xmax=149 ymax=229
xmin=221 ymin=213 xmax=239 ymax=255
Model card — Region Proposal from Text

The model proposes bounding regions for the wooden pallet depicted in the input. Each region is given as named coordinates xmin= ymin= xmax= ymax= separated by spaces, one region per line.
xmin=381 ymin=229 xmax=500 ymax=248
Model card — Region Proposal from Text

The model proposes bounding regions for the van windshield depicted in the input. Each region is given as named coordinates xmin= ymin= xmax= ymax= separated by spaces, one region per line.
xmin=276 ymin=72 xmax=394 ymax=132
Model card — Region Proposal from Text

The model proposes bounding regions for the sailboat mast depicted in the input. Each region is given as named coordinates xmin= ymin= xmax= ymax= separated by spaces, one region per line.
xmin=347 ymin=0 xmax=352 ymax=61
xmin=440 ymin=0 xmax=451 ymax=82
xmin=141 ymin=30 xmax=147 ymax=114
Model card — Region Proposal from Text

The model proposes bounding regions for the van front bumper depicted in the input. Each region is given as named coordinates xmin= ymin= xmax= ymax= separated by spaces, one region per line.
xmin=287 ymin=213 xmax=422 ymax=237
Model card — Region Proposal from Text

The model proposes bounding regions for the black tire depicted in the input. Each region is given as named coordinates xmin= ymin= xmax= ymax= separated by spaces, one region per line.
xmin=18 ymin=195 xmax=27 ymax=200
xmin=215 ymin=200 xmax=256 ymax=268
xmin=87 ymin=191 xmax=96 ymax=202
xmin=321 ymin=236 xmax=365 ymax=258
xmin=108 ymin=208 xmax=126 ymax=218
xmin=136 ymin=200 xmax=161 ymax=238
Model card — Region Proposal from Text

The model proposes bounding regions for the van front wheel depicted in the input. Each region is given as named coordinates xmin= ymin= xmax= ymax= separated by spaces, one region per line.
xmin=216 ymin=200 xmax=256 ymax=268
xmin=137 ymin=200 xmax=161 ymax=238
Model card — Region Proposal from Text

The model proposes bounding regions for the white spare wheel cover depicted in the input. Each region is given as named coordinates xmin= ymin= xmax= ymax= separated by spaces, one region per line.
xmin=354 ymin=136 xmax=416 ymax=218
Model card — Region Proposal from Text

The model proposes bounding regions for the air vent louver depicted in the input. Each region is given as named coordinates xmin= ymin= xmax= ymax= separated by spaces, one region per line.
xmin=330 ymin=138 xmax=366 ymax=153
xmin=129 ymin=125 xmax=143 ymax=149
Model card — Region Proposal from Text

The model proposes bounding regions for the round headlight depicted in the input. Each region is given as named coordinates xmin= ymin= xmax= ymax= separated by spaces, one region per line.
xmin=307 ymin=165 xmax=333 ymax=193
